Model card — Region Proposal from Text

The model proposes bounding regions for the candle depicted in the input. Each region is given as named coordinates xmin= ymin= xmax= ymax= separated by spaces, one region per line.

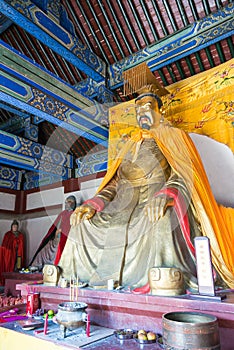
xmin=72 ymin=278 xmax=74 ymax=301
xmin=70 ymin=276 xmax=72 ymax=301
xmin=44 ymin=313 xmax=48 ymax=335
xmin=86 ymin=314 xmax=90 ymax=337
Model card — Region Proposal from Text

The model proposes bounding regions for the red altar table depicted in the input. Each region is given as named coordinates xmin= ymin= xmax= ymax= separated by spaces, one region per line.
xmin=16 ymin=283 xmax=234 ymax=350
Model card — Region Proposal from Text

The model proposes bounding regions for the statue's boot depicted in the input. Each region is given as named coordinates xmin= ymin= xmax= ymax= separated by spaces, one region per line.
xmin=132 ymin=282 xmax=150 ymax=294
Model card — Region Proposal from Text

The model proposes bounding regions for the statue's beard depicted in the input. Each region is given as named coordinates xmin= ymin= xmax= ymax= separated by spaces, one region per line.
xmin=137 ymin=112 xmax=153 ymax=130
xmin=141 ymin=123 xmax=150 ymax=130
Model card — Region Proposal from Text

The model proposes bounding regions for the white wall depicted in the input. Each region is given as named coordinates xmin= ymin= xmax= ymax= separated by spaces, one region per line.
xmin=26 ymin=187 xmax=64 ymax=211
xmin=0 ymin=193 xmax=18 ymax=243
xmin=190 ymin=133 xmax=234 ymax=208
xmin=0 ymin=180 xmax=103 ymax=267
xmin=0 ymin=192 xmax=16 ymax=211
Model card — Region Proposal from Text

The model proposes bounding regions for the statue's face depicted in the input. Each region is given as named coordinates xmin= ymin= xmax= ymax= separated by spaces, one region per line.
xmin=65 ymin=198 xmax=76 ymax=211
xmin=11 ymin=224 xmax=18 ymax=232
xmin=135 ymin=94 xmax=161 ymax=129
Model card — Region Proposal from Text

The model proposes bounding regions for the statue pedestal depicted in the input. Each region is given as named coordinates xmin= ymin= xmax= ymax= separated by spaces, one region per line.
xmin=16 ymin=283 xmax=234 ymax=350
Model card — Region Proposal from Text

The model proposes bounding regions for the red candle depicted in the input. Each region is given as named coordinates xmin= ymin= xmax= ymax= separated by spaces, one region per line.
xmin=86 ymin=314 xmax=90 ymax=337
xmin=44 ymin=313 xmax=48 ymax=335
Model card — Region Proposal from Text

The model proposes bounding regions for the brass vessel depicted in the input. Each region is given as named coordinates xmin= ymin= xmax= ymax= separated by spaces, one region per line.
xmin=148 ymin=267 xmax=185 ymax=296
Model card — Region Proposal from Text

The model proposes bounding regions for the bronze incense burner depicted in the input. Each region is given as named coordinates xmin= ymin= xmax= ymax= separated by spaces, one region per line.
xmin=56 ymin=301 xmax=88 ymax=338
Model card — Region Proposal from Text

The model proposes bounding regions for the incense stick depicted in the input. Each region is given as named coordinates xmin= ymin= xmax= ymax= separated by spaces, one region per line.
xmin=76 ymin=276 xmax=79 ymax=301
xmin=72 ymin=278 xmax=74 ymax=301
xmin=69 ymin=276 xmax=72 ymax=301
xmin=69 ymin=276 xmax=79 ymax=302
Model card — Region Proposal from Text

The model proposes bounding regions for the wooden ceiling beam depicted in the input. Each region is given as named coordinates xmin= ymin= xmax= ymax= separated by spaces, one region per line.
xmin=109 ymin=3 xmax=234 ymax=88
xmin=0 ymin=0 xmax=106 ymax=82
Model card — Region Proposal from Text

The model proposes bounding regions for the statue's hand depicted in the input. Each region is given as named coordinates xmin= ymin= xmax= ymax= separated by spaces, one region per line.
xmin=145 ymin=195 xmax=174 ymax=223
xmin=55 ymin=228 xmax=62 ymax=238
xmin=71 ymin=204 xmax=96 ymax=225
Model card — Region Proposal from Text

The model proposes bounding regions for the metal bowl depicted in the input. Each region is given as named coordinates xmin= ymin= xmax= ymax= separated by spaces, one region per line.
xmin=114 ymin=329 xmax=136 ymax=340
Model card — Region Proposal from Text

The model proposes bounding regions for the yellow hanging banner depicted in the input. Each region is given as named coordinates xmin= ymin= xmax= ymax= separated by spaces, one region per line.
xmin=163 ymin=58 xmax=234 ymax=152
xmin=108 ymin=58 xmax=234 ymax=167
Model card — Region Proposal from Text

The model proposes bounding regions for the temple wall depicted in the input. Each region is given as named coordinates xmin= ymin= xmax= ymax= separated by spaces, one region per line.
xmin=190 ymin=134 xmax=234 ymax=208
xmin=26 ymin=187 xmax=64 ymax=211
xmin=0 ymin=176 xmax=104 ymax=267
xmin=0 ymin=192 xmax=16 ymax=211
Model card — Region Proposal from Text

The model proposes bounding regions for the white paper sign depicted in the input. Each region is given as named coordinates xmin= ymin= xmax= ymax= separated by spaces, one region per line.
xmin=194 ymin=237 xmax=215 ymax=296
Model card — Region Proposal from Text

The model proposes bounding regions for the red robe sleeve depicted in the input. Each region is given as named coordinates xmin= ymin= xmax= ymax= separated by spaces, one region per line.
xmin=30 ymin=210 xmax=73 ymax=266
xmin=54 ymin=210 xmax=73 ymax=265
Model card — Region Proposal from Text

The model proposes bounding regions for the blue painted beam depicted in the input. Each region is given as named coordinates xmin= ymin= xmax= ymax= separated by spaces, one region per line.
xmin=0 ymin=102 xmax=31 ymax=118
xmin=0 ymin=40 xmax=93 ymax=109
xmin=23 ymin=171 xmax=64 ymax=190
xmin=0 ymin=115 xmax=25 ymax=133
xmin=109 ymin=3 xmax=234 ymax=88
xmin=0 ymin=179 xmax=20 ymax=190
xmin=31 ymin=0 xmax=48 ymax=12
xmin=76 ymin=149 xmax=108 ymax=177
xmin=0 ymin=88 xmax=108 ymax=147
xmin=0 ymin=129 xmax=73 ymax=176
xmin=0 ymin=40 xmax=109 ymax=125
xmin=0 ymin=102 xmax=44 ymax=124
xmin=0 ymin=165 xmax=23 ymax=190
xmin=75 ymin=78 xmax=114 ymax=104
xmin=0 ymin=0 xmax=106 ymax=82
xmin=0 ymin=129 xmax=73 ymax=167
xmin=0 ymin=148 xmax=71 ymax=177
xmin=0 ymin=44 xmax=109 ymax=145
xmin=0 ymin=13 xmax=12 ymax=33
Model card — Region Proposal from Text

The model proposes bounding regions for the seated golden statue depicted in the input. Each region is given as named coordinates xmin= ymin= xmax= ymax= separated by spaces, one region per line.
xmin=59 ymin=73 xmax=234 ymax=292
xmin=58 ymin=88 xmax=193 ymax=289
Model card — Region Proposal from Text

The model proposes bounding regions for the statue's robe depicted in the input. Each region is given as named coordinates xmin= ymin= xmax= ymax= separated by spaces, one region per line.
xmin=59 ymin=126 xmax=234 ymax=289
xmin=1 ymin=230 xmax=24 ymax=272
xmin=30 ymin=209 xmax=73 ymax=268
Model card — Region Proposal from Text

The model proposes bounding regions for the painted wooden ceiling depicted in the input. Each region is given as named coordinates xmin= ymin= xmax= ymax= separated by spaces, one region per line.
xmin=0 ymin=0 xmax=233 ymax=187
